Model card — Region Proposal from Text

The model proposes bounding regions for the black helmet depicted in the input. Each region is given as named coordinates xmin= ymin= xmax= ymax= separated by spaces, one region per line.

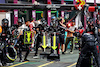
xmin=2 ymin=18 xmax=9 ymax=23
xmin=88 ymin=19 xmax=94 ymax=26
xmin=2 ymin=18 xmax=9 ymax=26
xmin=18 ymin=18 xmax=23 ymax=23
xmin=18 ymin=18 xmax=23 ymax=26
xmin=89 ymin=19 xmax=93 ymax=23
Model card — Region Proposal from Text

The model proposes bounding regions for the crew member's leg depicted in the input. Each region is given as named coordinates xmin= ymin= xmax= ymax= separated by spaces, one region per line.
xmin=64 ymin=38 xmax=70 ymax=52
xmin=76 ymin=45 xmax=89 ymax=67
xmin=70 ymin=37 xmax=74 ymax=53
xmin=92 ymin=46 xmax=99 ymax=67
xmin=24 ymin=45 xmax=30 ymax=61
xmin=18 ymin=36 xmax=23 ymax=62
xmin=19 ymin=44 xmax=22 ymax=62
xmin=60 ymin=34 xmax=65 ymax=54
xmin=33 ymin=34 xmax=41 ymax=58
xmin=1 ymin=48 xmax=6 ymax=66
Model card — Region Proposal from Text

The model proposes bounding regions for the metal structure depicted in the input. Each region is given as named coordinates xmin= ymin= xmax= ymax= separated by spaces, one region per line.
xmin=0 ymin=3 xmax=99 ymax=27
xmin=0 ymin=3 xmax=76 ymax=10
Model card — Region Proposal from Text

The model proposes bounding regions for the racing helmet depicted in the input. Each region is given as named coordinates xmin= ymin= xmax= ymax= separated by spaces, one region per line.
xmin=2 ymin=18 xmax=9 ymax=27
xmin=18 ymin=18 xmax=23 ymax=26
xmin=18 ymin=18 xmax=23 ymax=23
xmin=88 ymin=19 xmax=94 ymax=26
xmin=41 ymin=18 xmax=47 ymax=26
xmin=66 ymin=22 xmax=72 ymax=28
xmin=51 ymin=16 xmax=58 ymax=28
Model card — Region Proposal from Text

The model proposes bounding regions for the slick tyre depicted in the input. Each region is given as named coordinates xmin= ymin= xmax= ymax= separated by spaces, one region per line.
xmin=5 ymin=45 xmax=17 ymax=63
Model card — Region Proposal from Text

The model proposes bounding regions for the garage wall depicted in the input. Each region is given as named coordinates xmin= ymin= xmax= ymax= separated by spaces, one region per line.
xmin=6 ymin=12 xmax=11 ymax=27
xmin=0 ymin=12 xmax=6 ymax=26
xmin=0 ymin=12 xmax=11 ymax=26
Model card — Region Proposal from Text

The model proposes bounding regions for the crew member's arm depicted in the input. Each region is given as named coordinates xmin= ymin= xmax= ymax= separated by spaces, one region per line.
xmin=29 ymin=24 xmax=36 ymax=34
xmin=66 ymin=29 xmax=75 ymax=33
xmin=59 ymin=22 xmax=66 ymax=28
xmin=34 ymin=21 xmax=39 ymax=25
xmin=17 ymin=28 xmax=23 ymax=39
xmin=17 ymin=30 xmax=23 ymax=39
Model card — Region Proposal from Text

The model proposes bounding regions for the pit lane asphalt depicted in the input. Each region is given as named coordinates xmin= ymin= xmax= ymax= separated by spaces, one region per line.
xmin=8 ymin=49 xmax=79 ymax=67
